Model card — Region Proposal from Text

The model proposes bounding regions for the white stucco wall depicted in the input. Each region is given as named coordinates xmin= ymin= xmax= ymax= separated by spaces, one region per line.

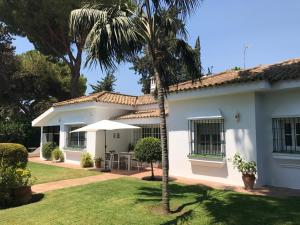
xmin=168 ymin=92 xmax=258 ymax=186
xmin=168 ymin=82 xmax=300 ymax=189
xmin=257 ymin=88 xmax=300 ymax=189
xmin=39 ymin=104 xmax=132 ymax=164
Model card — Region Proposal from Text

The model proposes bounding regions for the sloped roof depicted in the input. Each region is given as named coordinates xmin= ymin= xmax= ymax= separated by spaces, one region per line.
xmin=136 ymin=94 xmax=158 ymax=105
xmin=114 ymin=109 xmax=168 ymax=120
xmin=53 ymin=92 xmax=157 ymax=107
xmin=169 ymin=58 xmax=300 ymax=93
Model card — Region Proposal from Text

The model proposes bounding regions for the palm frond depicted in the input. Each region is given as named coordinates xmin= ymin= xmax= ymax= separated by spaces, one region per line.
xmin=161 ymin=0 xmax=201 ymax=18
xmin=70 ymin=2 xmax=142 ymax=70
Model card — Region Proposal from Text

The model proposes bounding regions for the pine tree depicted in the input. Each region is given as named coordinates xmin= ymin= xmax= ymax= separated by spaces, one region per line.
xmin=90 ymin=70 xmax=117 ymax=93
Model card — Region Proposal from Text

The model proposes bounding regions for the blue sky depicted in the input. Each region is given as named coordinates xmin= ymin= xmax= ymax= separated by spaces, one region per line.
xmin=13 ymin=0 xmax=300 ymax=96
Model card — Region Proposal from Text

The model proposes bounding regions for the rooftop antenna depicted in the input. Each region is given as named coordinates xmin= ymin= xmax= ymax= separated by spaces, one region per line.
xmin=243 ymin=45 xmax=249 ymax=69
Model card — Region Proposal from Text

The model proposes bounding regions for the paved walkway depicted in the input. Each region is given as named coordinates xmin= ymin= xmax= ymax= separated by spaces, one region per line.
xmin=32 ymin=173 xmax=124 ymax=193
xmin=29 ymin=157 xmax=82 ymax=169
xmin=30 ymin=157 xmax=300 ymax=198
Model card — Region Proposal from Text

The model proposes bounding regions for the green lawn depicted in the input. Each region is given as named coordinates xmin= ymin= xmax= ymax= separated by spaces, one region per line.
xmin=1 ymin=178 xmax=299 ymax=225
xmin=28 ymin=162 xmax=100 ymax=184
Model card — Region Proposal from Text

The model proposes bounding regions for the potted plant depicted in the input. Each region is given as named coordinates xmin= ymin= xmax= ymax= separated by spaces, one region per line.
xmin=233 ymin=153 xmax=257 ymax=190
xmin=94 ymin=157 xmax=102 ymax=168
xmin=51 ymin=148 xmax=64 ymax=163
xmin=128 ymin=143 xmax=135 ymax=152
xmin=12 ymin=168 xmax=36 ymax=204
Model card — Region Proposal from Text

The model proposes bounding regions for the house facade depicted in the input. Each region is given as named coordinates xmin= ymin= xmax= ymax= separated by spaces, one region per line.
xmin=32 ymin=92 xmax=162 ymax=164
xmin=33 ymin=58 xmax=300 ymax=189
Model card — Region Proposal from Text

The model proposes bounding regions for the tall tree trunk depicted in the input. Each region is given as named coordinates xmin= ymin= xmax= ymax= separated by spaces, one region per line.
xmin=70 ymin=68 xmax=80 ymax=98
xmin=69 ymin=43 xmax=83 ymax=99
xmin=70 ymin=58 xmax=81 ymax=98
xmin=150 ymin=161 xmax=154 ymax=180
xmin=154 ymin=68 xmax=170 ymax=214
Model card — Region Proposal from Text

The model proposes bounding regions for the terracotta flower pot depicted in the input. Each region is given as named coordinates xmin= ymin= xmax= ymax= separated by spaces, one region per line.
xmin=95 ymin=161 xmax=101 ymax=168
xmin=242 ymin=174 xmax=256 ymax=190
xmin=13 ymin=186 xmax=32 ymax=204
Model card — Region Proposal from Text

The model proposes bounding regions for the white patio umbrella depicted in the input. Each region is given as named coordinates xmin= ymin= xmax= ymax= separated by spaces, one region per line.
xmin=71 ymin=120 xmax=140 ymax=172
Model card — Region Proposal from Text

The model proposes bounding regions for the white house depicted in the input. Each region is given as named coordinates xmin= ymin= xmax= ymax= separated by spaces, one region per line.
xmin=32 ymin=58 xmax=300 ymax=189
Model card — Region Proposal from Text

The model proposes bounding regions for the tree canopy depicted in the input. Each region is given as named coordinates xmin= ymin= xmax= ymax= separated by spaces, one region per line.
xmin=0 ymin=23 xmax=16 ymax=96
xmin=90 ymin=70 xmax=117 ymax=93
xmin=131 ymin=37 xmax=202 ymax=94
xmin=0 ymin=50 xmax=86 ymax=121
xmin=0 ymin=0 xmax=87 ymax=97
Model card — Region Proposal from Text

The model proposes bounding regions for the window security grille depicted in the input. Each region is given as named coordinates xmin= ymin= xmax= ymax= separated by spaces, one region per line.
xmin=132 ymin=125 xmax=161 ymax=144
xmin=272 ymin=117 xmax=300 ymax=153
xmin=189 ymin=119 xmax=225 ymax=157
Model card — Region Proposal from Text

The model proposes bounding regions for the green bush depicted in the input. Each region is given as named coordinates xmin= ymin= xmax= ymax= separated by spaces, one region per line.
xmin=134 ymin=137 xmax=161 ymax=179
xmin=0 ymin=165 xmax=35 ymax=207
xmin=51 ymin=148 xmax=64 ymax=162
xmin=80 ymin=153 xmax=94 ymax=168
xmin=0 ymin=143 xmax=28 ymax=168
xmin=0 ymin=121 xmax=40 ymax=148
xmin=42 ymin=142 xmax=56 ymax=160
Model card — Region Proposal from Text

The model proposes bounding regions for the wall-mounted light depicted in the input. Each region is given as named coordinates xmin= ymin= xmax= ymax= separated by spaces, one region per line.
xmin=235 ymin=112 xmax=240 ymax=122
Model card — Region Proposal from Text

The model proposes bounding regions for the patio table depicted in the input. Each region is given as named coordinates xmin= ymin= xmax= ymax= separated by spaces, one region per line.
xmin=118 ymin=152 xmax=134 ymax=171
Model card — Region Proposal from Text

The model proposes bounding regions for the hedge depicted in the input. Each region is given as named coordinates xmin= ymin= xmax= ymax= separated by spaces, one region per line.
xmin=0 ymin=143 xmax=28 ymax=168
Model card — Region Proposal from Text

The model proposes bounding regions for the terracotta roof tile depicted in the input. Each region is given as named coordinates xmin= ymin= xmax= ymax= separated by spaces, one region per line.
xmin=136 ymin=95 xmax=157 ymax=105
xmin=53 ymin=92 xmax=157 ymax=107
xmin=114 ymin=109 xmax=168 ymax=120
xmin=169 ymin=58 xmax=300 ymax=93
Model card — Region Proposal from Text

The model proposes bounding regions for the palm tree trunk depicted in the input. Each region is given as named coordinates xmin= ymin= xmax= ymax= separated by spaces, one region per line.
xmin=154 ymin=69 xmax=170 ymax=214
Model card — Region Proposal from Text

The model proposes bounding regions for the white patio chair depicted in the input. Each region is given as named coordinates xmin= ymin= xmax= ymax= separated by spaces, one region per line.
xmin=104 ymin=153 xmax=112 ymax=169
xmin=131 ymin=156 xmax=143 ymax=171
xmin=111 ymin=153 xmax=120 ymax=170
xmin=119 ymin=155 xmax=128 ymax=170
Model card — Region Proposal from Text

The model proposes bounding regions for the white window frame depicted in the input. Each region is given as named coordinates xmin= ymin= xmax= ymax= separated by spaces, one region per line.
xmin=66 ymin=125 xmax=87 ymax=150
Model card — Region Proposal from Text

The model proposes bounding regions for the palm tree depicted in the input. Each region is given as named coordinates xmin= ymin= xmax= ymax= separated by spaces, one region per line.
xmin=70 ymin=0 xmax=201 ymax=214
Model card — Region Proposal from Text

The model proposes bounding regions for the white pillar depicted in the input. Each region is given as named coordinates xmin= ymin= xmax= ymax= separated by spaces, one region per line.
xmin=40 ymin=126 xmax=44 ymax=160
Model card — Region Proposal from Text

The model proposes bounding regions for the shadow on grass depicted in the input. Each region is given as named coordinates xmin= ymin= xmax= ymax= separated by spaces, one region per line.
xmin=136 ymin=183 xmax=300 ymax=225
xmin=203 ymin=192 xmax=300 ymax=225
xmin=136 ymin=183 xmax=211 ymax=224
xmin=0 ymin=193 xmax=44 ymax=210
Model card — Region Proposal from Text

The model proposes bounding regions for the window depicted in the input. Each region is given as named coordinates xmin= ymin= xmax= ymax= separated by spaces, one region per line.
xmin=132 ymin=125 xmax=161 ymax=144
xmin=66 ymin=126 xmax=86 ymax=149
xmin=43 ymin=126 xmax=60 ymax=146
xmin=189 ymin=119 xmax=225 ymax=157
xmin=273 ymin=117 xmax=300 ymax=153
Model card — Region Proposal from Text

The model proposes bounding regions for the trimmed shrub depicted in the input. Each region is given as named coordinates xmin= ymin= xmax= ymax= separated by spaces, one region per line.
xmin=51 ymin=148 xmax=64 ymax=162
xmin=0 ymin=143 xmax=28 ymax=168
xmin=134 ymin=137 xmax=161 ymax=180
xmin=42 ymin=142 xmax=56 ymax=160
xmin=80 ymin=153 xmax=94 ymax=168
